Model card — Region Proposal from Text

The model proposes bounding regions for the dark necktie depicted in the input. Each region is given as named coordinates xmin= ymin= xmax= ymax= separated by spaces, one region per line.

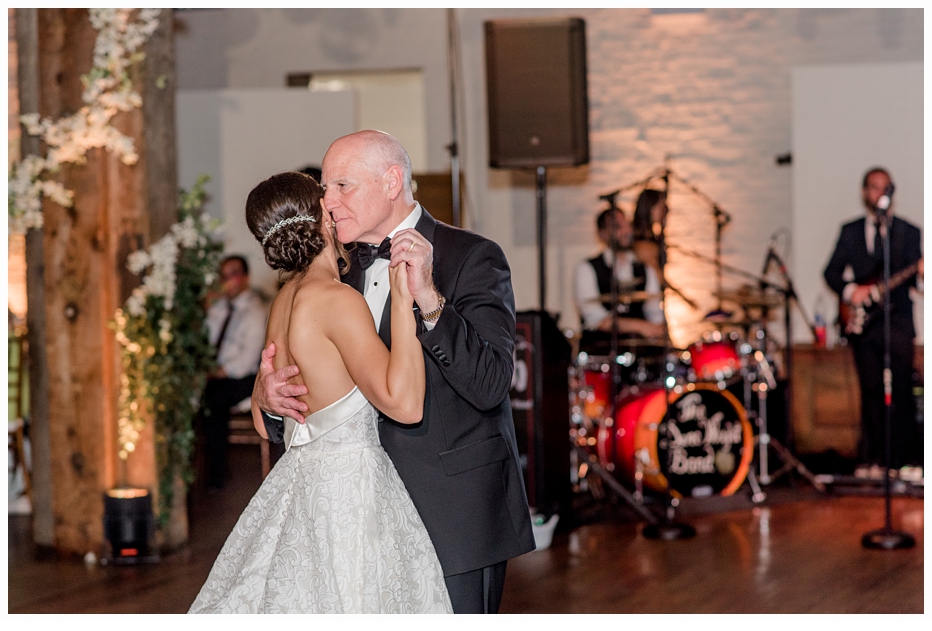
xmin=214 ymin=303 xmax=234 ymax=357
xmin=356 ymin=237 xmax=392 ymax=270
xmin=872 ymin=220 xmax=883 ymax=261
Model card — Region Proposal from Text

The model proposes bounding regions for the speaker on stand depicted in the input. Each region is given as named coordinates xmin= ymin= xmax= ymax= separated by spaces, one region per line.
xmin=485 ymin=16 xmax=590 ymax=311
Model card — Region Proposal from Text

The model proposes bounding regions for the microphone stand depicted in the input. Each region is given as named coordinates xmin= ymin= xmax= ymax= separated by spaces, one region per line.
xmin=664 ymin=169 xmax=731 ymax=311
xmin=642 ymin=166 xmax=695 ymax=540
xmin=862 ymin=197 xmax=916 ymax=550
xmin=579 ymin=197 xmax=661 ymax=526
xmin=758 ymin=246 xmax=826 ymax=493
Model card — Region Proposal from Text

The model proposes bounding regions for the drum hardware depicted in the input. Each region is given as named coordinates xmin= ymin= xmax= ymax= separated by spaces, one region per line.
xmin=757 ymin=234 xmax=827 ymax=493
xmin=570 ymin=439 xmax=659 ymax=524
xmin=715 ymin=286 xmax=784 ymax=309
xmin=743 ymin=349 xmax=826 ymax=493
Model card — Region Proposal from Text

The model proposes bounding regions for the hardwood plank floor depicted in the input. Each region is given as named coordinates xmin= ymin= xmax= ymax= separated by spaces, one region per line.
xmin=7 ymin=444 xmax=924 ymax=614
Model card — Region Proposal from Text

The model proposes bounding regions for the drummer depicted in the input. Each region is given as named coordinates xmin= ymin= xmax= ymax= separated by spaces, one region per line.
xmin=574 ymin=206 xmax=666 ymax=356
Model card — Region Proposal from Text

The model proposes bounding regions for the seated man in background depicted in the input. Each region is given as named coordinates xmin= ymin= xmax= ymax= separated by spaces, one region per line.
xmin=574 ymin=206 xmax=666 ymax=357
xmin=201 ymin=254 xmax=269 ymax=490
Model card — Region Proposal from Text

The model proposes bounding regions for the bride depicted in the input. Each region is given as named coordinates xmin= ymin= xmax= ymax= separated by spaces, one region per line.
xmin=188 ymin=171 xmax=452 ymax=614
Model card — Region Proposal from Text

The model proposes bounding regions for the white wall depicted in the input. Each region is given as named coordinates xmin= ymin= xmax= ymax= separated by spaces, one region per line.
xmin=173 ymin=8 xmax=924 ymax=348
xmin=176 ymin=89 xmax=355 ymax=296
xmin=792 ymin=62 xmax=924 ymax=345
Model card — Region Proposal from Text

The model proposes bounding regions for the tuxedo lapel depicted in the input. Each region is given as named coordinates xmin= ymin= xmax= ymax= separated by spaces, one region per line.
xmin=342 ymin=246 xmax=366 ymax=294
xmin=378 ymin=293 xmax=392 ymax=349
xmin=341 ymin=208 xmax=440 ymax=348
xmin=376 ymin=208 xmax=440 ymax=346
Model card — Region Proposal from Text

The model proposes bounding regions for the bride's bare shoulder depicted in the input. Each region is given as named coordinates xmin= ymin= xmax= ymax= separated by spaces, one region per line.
xmin=290 ymin=277 xmax=368 ymax=325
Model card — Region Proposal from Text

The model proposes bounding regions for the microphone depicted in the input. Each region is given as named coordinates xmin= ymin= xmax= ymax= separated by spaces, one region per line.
xmin=761 ymin=237 xmax=775 ymax=274
xmin=876 ymin=183 xmax=895 ymax=212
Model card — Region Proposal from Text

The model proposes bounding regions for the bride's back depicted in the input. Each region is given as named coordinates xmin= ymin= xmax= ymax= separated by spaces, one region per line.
xmin=265 ymin=270 xmax=359 ymax=417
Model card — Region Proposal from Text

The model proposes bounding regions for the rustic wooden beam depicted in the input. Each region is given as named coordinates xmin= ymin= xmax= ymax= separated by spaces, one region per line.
xmin=25 ymin=8 xmax=181 ymax=556
xmin=15 ymin=6 xmax=55 ymax=552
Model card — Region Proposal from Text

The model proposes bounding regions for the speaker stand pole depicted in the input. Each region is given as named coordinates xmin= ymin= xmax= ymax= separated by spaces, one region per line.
xmin=536 ymin=165 xmax=547 ymax=311
xmin=446 ymin=8 xmax=461 ymax=228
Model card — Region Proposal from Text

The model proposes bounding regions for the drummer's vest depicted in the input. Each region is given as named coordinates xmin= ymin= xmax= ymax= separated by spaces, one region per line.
xmin=588 ymin=253 xmax=646 ymax=321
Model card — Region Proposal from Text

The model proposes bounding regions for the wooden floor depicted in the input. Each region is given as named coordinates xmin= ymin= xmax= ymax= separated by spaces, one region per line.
xmin=7 ymin=444 xmax=924 ymax=615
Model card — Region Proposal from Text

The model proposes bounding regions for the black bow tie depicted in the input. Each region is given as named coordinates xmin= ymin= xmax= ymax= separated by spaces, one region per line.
xmin=356 ymin=237 xmax=392 ymax=270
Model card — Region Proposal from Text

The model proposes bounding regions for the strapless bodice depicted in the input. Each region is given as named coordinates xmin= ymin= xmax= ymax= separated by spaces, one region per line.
xmin=284 ymin=386 xmax=374 ymax=451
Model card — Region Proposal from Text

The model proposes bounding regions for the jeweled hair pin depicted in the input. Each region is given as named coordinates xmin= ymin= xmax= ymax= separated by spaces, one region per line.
xmin=262 ymin=215 xmax=317 ymax=246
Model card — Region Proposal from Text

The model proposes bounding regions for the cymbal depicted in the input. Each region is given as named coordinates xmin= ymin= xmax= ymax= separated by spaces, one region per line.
xmin=583 ymin=292 xmax=664 ymax=304
xmin=715 ymin=287 xmax=782 ymax=308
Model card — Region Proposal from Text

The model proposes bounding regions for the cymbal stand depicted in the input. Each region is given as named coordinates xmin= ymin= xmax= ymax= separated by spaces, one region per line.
xmin=571 ymin=198 xmax=662 ymax=524
xmin=738 ymin=332 xmax=767 ymax=503
xmin=759 ymin=246 xmax=826 ymax=493
xmin=664 ymin=168 xmax=731 ymax=312
xmin=642 ymin=165 xmax=695 ymax=540
xmin=749 ymin=349 xmax=826 ymax=492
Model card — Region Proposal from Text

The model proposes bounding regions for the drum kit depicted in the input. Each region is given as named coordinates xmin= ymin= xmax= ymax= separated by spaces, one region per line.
xmin=570 ymin=165 xmax=824 ymax=524
xmin=571 ymin=320 xmax=772 ymax=505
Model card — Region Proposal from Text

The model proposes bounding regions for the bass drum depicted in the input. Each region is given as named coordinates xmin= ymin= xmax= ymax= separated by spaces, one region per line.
xmin=597 ymin=383 xmax=753 ymax=498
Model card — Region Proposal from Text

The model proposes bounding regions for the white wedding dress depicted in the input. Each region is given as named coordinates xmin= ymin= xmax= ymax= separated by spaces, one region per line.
xmin=189 ymin=386 xmax=452 ymax=614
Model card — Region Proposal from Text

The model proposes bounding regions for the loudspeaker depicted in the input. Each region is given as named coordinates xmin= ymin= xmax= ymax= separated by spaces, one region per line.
xmin=485 ymin=17 xmax=590 ymax=168
xmin=510 ymin=311 xmax=572 ymax=519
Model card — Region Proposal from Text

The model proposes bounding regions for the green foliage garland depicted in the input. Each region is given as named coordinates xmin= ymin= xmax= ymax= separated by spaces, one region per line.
xmin=111 ymin=174 xmax=223 ymax=525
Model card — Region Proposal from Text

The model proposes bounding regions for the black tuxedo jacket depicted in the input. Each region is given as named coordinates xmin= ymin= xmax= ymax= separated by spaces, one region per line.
xmin=823 ymin=215 xmax=921 ymax=338
xmin=341 ymin=208 xmax=535 ymax=576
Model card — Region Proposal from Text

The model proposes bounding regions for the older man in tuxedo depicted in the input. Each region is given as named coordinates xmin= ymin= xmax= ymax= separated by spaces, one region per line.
xmin=253 ymin=130 xmax=535 ymax=613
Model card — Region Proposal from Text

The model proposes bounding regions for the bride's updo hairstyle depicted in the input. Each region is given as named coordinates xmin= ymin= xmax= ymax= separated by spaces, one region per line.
xmin=246 ymin=171 xmax=344 ymax=277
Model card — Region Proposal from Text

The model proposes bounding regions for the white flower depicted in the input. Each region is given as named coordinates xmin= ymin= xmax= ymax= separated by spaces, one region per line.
xmin=170 ymin=215 xmax=200 ymax=248
xmin=125 ymin=289 xmax=146 ymax=317
xmin=158 ymin=317 xmax=172 ymax=343
xmin=126 ymin=250 xmax=152 ymax=275
xmin=9 ymin=9 xmax=161 ymax=236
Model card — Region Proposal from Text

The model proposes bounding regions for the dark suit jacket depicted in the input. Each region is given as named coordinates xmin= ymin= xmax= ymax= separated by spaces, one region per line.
xmin=823 ymin=215 xmax=921 ymax=338
xmin=341 ymin=208 xmax=535 ymax=576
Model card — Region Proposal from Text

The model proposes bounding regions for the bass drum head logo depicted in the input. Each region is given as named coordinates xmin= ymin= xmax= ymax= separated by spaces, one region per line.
xmin=657 ymin=387 xmax=751 ymax=498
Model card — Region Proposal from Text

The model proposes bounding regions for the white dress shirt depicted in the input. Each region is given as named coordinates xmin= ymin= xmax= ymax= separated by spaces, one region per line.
xmin=363 ymin=204 xmax=423 ymax=331
xmin=574 ymin=249 xmax=664 ymax=330
xmin=206 ymin=288 xmax=269 ymax=379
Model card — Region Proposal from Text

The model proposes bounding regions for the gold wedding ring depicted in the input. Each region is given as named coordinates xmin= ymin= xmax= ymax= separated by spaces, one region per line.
xmin=408 ymin=242 xmax=415 ymax=252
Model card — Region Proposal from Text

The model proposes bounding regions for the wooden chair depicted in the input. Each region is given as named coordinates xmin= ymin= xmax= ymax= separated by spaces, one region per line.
xmin=227 ymin=397 xmax=270 ymax=479
xmin=8 ymin=329 xmax=31 ymax=504
xmin=8 ymin=328 xmax=27 ymax=420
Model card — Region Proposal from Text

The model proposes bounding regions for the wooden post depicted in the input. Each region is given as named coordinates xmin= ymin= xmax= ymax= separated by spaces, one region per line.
xmin=16 ymin=7 xmax=55 ymax=552
xmin=22 ymin=8 xmax=181 ymax=556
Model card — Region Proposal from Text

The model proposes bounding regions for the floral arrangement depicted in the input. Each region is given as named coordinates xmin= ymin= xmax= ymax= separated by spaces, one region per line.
xmin=8 ymin=8 xmax=161 ymax=234
xmin=112 ymin=174 xmax=224 ymax=524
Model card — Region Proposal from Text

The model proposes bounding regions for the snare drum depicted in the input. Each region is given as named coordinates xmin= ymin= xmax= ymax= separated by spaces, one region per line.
xmin=686 ymin=331 xmax=742 ymax=383
xmin=597 ymin=383 xmax=753 ymax=497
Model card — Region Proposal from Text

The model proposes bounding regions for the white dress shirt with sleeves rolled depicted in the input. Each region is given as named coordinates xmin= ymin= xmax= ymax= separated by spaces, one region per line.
xmin=207 ymin=288 xmax=270 ymax=379
xmin=574 ymin=249 xmax=664 ymax=330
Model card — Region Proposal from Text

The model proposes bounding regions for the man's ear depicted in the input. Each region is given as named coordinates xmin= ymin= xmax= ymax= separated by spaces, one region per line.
xmin=385 ymin=164 xmax=405 ymax=201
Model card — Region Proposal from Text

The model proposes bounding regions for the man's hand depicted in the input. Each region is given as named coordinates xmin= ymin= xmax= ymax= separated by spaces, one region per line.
xmin=850 ymin=284 xmax=877 ymax=307
xmin=391 ymin=228 xmax=442 ymax=314
xmin=253 ymin=342 xmax=309 ymax=421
